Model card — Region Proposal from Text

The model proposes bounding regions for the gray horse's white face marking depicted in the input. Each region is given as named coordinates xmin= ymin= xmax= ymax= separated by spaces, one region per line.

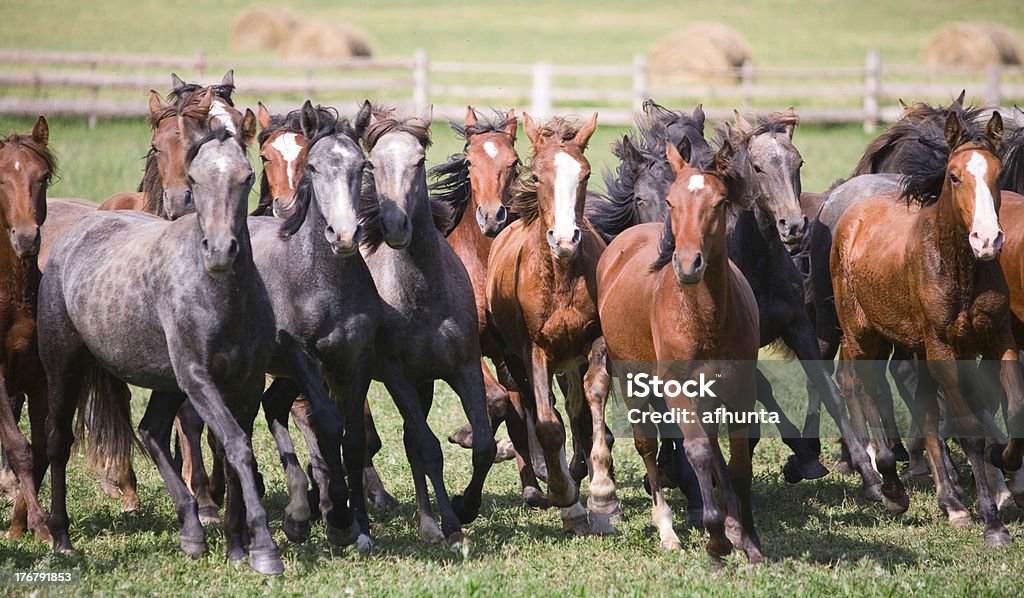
xmin=368 ymin=132 xmax=426 ymax=249
xmin=188 ymin=137 xmax=253 ymax=273
xmin=307 ymin=134 xmax=365 ymax=256
xmin=745 ymin=131 xmax=805 ymax=253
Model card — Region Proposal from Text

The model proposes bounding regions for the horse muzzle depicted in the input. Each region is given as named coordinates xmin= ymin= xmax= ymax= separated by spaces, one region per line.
xmin=546 ymin=227 xmax=581 ymax=260
xmin=673 ymin=251 xmax=706 ymax=285
xmin=8 ymin=226 xmax=40 ymax=259
xmin=164 ymin=187 xmax=194 ymax=220
xmin=777 ymin=215 xmax=809 ymax=255
xmin=380 ymin=202 xmax=411 ymax=249
xmin=476 ymin=204 xmax=508 ymax=237
xmin=969 ymin=229 xmax=1005 ymax=261
xmin=326 ymin=224 xmax=361 ymax=256
xmin=201 ymin=235 xmax=240 ymax=273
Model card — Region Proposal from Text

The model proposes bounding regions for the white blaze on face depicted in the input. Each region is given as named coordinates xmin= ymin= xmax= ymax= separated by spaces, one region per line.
xmin=687 ymin=174 xmax=705 ymax=191
xmin=13 ymin=160 xmax=20 ymax=171
xmin=483 ymin=141 xmax=498 ymax=158
xmin=271 ymin=133 xmax=304 ymax=191
xmin=966 ymin=151 xmax=1003 ymax=257
xmin=209 ymin=99 xmax=236 ymax=135
xmin=324 ymin=142 xmax=360 ymax=229
xmin=552 ymin=151 xmax=581 ymax=243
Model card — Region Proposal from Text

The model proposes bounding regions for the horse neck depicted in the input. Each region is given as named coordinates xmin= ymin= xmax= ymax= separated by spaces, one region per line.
xmin=448 ymin=196 xmax=492 ymax=265
xmin=930 ymin=189 xmax=976 ymax=295
xmin=668 ymin=243 xmax=732 ymax=345
xmin=0 ymin=238 xmax=40 ymax=308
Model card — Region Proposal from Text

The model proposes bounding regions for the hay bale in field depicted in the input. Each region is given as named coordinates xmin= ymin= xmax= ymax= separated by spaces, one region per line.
xmin=230 ymin=5 xmax=301 ymax=52
xmin=278 ymin=22 xmax=374 ymax=62
xmin=648 ymin=22 xmax=753 ymax=86
xmin=923 ymin=23 xmax=1024 ymax=68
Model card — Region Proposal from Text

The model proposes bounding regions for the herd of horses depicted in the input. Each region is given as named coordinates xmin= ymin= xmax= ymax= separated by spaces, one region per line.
xmin=2 ymin=69 xmax=1024 ymax=574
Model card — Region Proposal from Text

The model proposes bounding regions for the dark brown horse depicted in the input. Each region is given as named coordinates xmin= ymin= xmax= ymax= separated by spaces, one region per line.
xmin=832 ymin=109 xmax=1024 ymax=546
xmin=0 ymin=117 xmax=53 ymax=542
xmin=598 ymin=141 xmax=762 ymax=562
xmin=430 ymin=107 xmax=550 ymax=508
xmin=486 ymin=113 xmax=620 ymax=534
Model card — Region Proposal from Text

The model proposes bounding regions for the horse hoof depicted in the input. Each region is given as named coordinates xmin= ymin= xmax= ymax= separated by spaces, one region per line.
xmin=984 ymin=529 xmax=1013 ymax=548
xmin=447 ymin=425 xmax=473 ymax=448
xmin=797 ymin=458 xmax=829 ymax=481
xmin=863 ymin=483 xmax=883 ymax=503
xmin=561 ymin=504 xmax=589 ymax=536
xmin=948 ymin=510 xmax=973 ymax=529
xmin=248 ymin=548 xmax=284 ymax=576
xmin=179 ymin=534 xmax=209 ymax=558
xmin=452 ymin=495 xmax=481 ymax=525
xmin=659 ymin=539 xmax=683 ymax=551
xmin=522 ymin=487 xmax=550 ymax=510
xmin=198 ymin=506 xmax=221 ymax=525
xmin=494 ymin=439 xmax=516 ymax=463
xmin=881 ymin=492 xmax=910 ymax=514
xmin=445 ymin=531 xmax=464 ymax=546
xmin=418 ymin=521 xmax=445 ymax=544
xmin=283 ymin=513 xmax=311 ymax=543
xmin=367 ymin=490 xmax=399 ymax=511
xmin=326 ymin=520 xmax=359 ymax=547
xmin=355 ymin=533 xmax=373 ymax=556
xmin=782 ymin=456 xmax=804 ymax=484
xmin=51 ymin=534 xmax=74 ymax=554
xmin=588 ymin=512 xmax=619 ymax=536
xmin=834 ymin=459 xmax=857 ymax=476
xmin=120 ymin=498 xmax=140 ymax=513
xmin=32 ymin=527 xmax=53 ymax=544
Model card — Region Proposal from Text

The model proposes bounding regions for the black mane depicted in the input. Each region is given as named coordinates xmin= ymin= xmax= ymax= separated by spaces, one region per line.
xmin=1000 ymin=111 xmax=1024 ymax=194
xmin=168 ymin=82 xmax=236 ymax=107
xmin=900 ymin=109 xmax=997 ymax=206
xmin=362 ymin=105 xmax=432 ymax=151
xmin=185 ymin=127 xmax=236 ymax=166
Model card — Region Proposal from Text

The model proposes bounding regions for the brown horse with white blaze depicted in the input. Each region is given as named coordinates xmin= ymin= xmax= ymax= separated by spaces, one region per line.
xmin=832 ymin=109 xmax=1024 ymax=546
xmin=486 ymin=112 xmax=620 ymax=534
xmin=598 ymin=142 xmax=763 ymax=562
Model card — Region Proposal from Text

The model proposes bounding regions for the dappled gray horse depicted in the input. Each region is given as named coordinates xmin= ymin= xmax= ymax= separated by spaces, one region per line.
xmin=37 ymin=129 xmax=283 ymax=575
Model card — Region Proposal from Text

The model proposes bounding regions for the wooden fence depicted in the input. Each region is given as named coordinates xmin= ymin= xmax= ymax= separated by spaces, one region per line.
xmin=1 ymin=48 xmax=1023 ymax=130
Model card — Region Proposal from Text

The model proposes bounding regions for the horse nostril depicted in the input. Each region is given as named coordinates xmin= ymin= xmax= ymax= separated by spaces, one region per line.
xmin=228 ymin=239 xmax=239 ymax=257
xmin=571 ymin=228 xmax=582 ymax=244
xmin=693 ymin=252 xmax=704 ymax=270
xmin=495 ymin=205 xmax=507 ymax=223
xmin=201 ymin=238 xmax=210 ymax=253
xmin=326 ymin=225 xmax=336 ymax=237
xmin=546 ymin=229 xmax=556 ymax=244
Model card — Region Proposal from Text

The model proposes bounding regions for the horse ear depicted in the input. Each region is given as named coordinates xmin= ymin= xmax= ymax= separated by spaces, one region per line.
xmin=504 ymin=108 xmax=518 ymax=140
xmin=171 ymin=73 xmax=185 ymax=90
xmin=523 ymin=112 xmax=540 ymax=145
xmin=714 ymin=138 xmax=734 ymax=177
xmin=353 ymin=100 xmax=372 ymax=139
xmin=692 ymin=104 xmax=705 ymax=129
xmin=621 ymin=135 xmax=641 ymax=164
xmin=148 ymin=89 xmax=165 ymax=116
xmin=986 ymin=111 xmax=1004 ymax=146
xmin=677 ymin=136 xmax=692 ymax=164
xmin=944 ymin=111 xmax=964 ymax=149
xmin=257 ymin=101 xmax=272 ymax=129
xmin=31 ymin=116 xmax=49 ymax=147
xmin=420 ymin=104 xmax=433 ymax=127
xmin=953 ymin=89 xmax=966 ymax=109
xmin=898 ymin=98 xmax=909 ymax=113
xmin=221 ymin=69 xmax=234 ymax=88
xmin=781 ymin=106 xmax=798 ymax=139
xmin=195 ymin=88 xmax=214 ymax=114
xmin=733 ymin=109 xmax=752 ymax=134
xmin=666 ymin=142 xmax=689 ymax=176
xmin=464 ymin=106 xmax=477 ymax=130
xmin=574 ymin=112 xmax=598 ymax=149
xmin=722 ymin=121 xmax=743 ymax=146
xmin=300 ymin=100 xmax=318 ymax=139
xmin=642 ymin=98 xmax=658 ymax=118
xmin=242 ymin=108 xmax=257 ymax=146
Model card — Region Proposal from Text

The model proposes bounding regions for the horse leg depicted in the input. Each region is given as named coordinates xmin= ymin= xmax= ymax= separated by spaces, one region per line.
xmin=726 ymin=419 xmax=764 ymax=564
xmin=629 ymin=404 xmax=680 ymax=550
xmin=912 ymin=360 xmax=970 ymax=526
xmin=139 ymin=391 xmax=209 ymax=558
xmin=755 ymin=368 xmax=826 ymax=483
xmin=528 ymin=345 xmax=585 ymax=534
xmin=496 ymin=354 xmax=548 ymax=503
xmin=0 ymin=375 xmax=49 ymax=542
xmin=362 ymin=398 xmax=397 ymax=509
xmin=326 ymin=354 xmax=374 ymax=554
xmin=0 ymin=393 xmax=24 ymax=500
xmin=261 ymin=377 xmax=312 ymax=543
xmin=682 ymin=432 xmax=732 ymax=561
xmin=871 ymin=356 xmax=908 ymax=462
xmin=445 ymin=362 xmax=497 ymax=526
xmin=290 ymin=396 xmax=328 ymax=519
xmin=174 ymin=400 xmax=220 ymax=522
xmin=582 ymin=337 xmax=620 ymax=535
xmin=448 ymin=360 xmax=516 ymax=462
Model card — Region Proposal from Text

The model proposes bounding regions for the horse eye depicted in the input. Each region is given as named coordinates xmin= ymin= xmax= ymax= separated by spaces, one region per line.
xmin=752 ymin=164 xmax=764 ymax=175
xmin=306 ymin=164 xmax=318 ymax=174
xmin=531 ymin=174 xmax=540 ymax=183
xmin=184 ymin=190 xmax=193 ymax=205
xmin=150 ymin=145 xmax=159 ymax=154
xmin=950 ymin=173 xmax=960 ymax=185
xmin=259 ymin=155 xmax=268 ymax=163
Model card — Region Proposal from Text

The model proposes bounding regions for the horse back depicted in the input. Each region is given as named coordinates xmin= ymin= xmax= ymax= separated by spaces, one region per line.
xmin=38 ymin=198 xmax=97 ymax=272
xmin=596 ymin=223 xmax=662 ymax=361
xmin=99 ymin=192 xmax=145 ymax=212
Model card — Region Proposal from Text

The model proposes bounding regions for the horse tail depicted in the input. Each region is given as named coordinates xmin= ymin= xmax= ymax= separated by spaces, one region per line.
xmin=73 ymin=366 xmax=143 ymax=482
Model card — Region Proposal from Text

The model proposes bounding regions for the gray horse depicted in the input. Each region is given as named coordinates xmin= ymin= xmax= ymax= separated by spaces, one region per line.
xmin=37 ymin=129 xmax=283 ymax=575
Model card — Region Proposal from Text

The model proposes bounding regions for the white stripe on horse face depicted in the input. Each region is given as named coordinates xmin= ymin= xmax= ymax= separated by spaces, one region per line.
xmin=271 ymin=133 xmax=303 ymax=190
xmin=552 ymin=151 xmax=581 ymax=241
xmin=483 ymin=141 xmax=498 ymax=158
xmin=688 ymin=174 xmax=705 ymax=191
xmin=967 ymin=151 xmax=1001 ymax=242
xmin=209 ymin=99 xmax=236 ymax=135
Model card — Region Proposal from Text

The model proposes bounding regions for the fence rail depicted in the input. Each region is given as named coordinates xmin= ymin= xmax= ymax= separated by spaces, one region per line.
xmin=1 ymin=48 xmax=1022 ymax=130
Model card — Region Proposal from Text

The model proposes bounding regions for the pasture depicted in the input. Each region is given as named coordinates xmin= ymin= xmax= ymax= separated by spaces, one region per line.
xmin=3 ymin=1 xmax=1024 ymax=596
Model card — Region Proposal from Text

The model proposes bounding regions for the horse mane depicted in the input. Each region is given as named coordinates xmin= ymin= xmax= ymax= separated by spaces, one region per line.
xmin=147 ymin=98 xmax=211 ymax=130
xmin=254 ymin=105 xmax=357 ymax=217
xmin=138 ymin=146 xmax=163 ymax=214
xmin=362 ymin=105 xmax=432 ymax=151
xmin=511 ymin=117 xmax=585 ymax=225
xmin=650 ymin=213 xmax=676 ymax=272
xmin=1000 ymin=117 xmax=1024 ymax=194
xmin=900 ymin=110 xmax=996 ymax=206
xmin=747 ymin=111 xmax=800 ymax=138
xmin=0 ymin=133 xmax=58 ymax=178
xmin=167 ymin=82 xmax=236 ymax=107
xmin=428 ymin=110 xmax=518 ymax=233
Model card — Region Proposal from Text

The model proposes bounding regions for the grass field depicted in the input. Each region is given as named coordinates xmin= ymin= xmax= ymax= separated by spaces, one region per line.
xmin=4 ymin=1 xmax=1024 ymax=596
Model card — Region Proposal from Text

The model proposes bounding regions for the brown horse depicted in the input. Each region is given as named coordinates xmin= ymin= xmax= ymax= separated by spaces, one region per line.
xmin=486 ymin=112 xmax=619 ymax=534
xmin=431 ymin=107 xmax=550 ymax=508
xmin=598 ymin=141 xmax=763 ymax=562
xmin=832 ymin=109 xmax=1024 ymax=546
xmin=0 ymin=117 xmax=54 ymax=541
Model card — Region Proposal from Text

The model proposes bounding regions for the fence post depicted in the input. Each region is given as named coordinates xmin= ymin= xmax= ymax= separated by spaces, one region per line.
xmin=863 ymin=49 xmax=881 ymax=133
xmin=632 ymin=54 xmax=648 ymax=115
xmin=413 ymin=48 xmax=429 ymax=114
xmin=987 ymin=63 xmax=1002 ymax=110
xmin=193 ymin=49 xmax=206 ymax=79
xmin=89 ymin=60 xmax=98 ymax=130
xmin=531 ymin=62 xmax=552 ymax=119
xmin=740 ymin=59 xmax=753 ymax=113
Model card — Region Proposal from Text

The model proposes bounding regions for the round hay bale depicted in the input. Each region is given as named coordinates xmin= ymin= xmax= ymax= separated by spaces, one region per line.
xmin=230 ymin=5 xmax=301 ymax=52
xmin=278 ymin=22 xmax=374 ymax=62
xmin=923 ymin=23 xmax=1024 ymax=68
xmin=648 ymin=23 xmax=753 ymax=86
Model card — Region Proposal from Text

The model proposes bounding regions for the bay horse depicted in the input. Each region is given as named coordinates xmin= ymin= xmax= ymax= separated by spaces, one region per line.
xmin=0 ymin=117 xmax=53 ymax=542
xmin=429 ymin=107 xmax=552 ymax=508
xmin=359 ymin=104 xmax=495 ymax=543
xmin=487 ymin=112 xmax=621 ymax=535
xmin=832 ymin=109 xmax=1024 ymax=545
xmin=598 ymin=141 xmax=762 ymax=562
xmin=38 ymin=128 xmax=284 ymax=574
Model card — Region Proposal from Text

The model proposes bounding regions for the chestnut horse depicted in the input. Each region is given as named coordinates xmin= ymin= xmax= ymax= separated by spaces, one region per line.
xmin=486 ymin=113 xmax=620 ymax=534
xmin=0 ymin=117 xmax=53 ymax=541
xmin=598 ymin=141 xmax=763 ymax=562
xmin=430 ymin=107 xmax=551 ymax=508
xmin=832 ymin=109 xmax=1024 ymax=546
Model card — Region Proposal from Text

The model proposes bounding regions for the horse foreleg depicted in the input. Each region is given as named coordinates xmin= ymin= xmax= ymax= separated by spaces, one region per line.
xmin=445 ymin=363 xmax=497 ymax=526
xmin=261 ymin=378 xmax=312 ymax=543
xmin=361 ymin=398 xmax=397 ymax=510
xmin=0 ymin=375 xmax=49 ymax=542
xmin=175 ymin=400 xmax=220 ymax=522
xmin=582 ymin=337 xmax=620 ymax=535
xmin=629 ymin=395 xmax=680 ymax=551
